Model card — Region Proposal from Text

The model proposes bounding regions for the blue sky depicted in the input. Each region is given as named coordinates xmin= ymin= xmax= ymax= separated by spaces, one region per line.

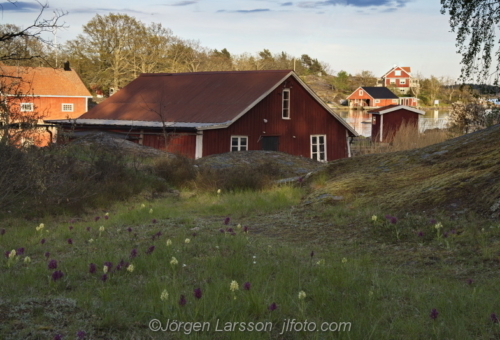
xmin=2 ymin=0 xmax=462 ymax=79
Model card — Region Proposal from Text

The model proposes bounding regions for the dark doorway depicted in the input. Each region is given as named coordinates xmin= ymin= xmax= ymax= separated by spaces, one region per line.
xmin=261 ymin=136 xmax=279 ymax=151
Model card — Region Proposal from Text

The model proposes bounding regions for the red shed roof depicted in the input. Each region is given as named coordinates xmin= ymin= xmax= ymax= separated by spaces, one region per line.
xmin=369 ymin=105 xmax=425 ymax=115
xmin=1 ymin=64 xmax=91 ymax=97
xmin=69 ymin=70 xmax=357 ymax=134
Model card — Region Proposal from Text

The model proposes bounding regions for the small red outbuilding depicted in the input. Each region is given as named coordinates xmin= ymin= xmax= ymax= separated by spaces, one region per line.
xmin=369 ymin=105 xmax=425 ymax=143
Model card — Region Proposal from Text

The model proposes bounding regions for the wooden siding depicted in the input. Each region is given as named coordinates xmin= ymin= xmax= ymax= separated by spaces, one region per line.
xmin=202 ymin=75 xmax=350 ymax=161
xmin=371 ymin=109 xmax=419 ymax=143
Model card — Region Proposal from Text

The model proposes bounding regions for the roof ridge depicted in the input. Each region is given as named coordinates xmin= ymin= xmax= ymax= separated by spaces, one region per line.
xmin=140 ymin=70 xmax=293 ymax=77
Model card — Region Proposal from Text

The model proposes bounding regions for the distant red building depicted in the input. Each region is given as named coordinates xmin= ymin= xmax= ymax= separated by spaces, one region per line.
xmin=369 ymin=105 xmax=425 ymax=143
xmin=347 ymin=87 xmax=399 ymax=109
xmin=377 ymin=66 xmax=420 ymax=96
xmin=48 ymin=70 xmax=358 ymax=161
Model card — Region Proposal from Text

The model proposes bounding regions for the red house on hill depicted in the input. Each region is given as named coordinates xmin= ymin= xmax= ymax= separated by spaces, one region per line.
xmin=1 ymin=63 xmax=92 ymax=146
xmin=369 ymin=105 xmax=425 ymax=143
xmin=47 ymin=70 xmax=358 ymax=161
xmin=377 ymin=66 xmax=419 ymax=96
xmin=347 ymin=87 xmax=399 ymax=109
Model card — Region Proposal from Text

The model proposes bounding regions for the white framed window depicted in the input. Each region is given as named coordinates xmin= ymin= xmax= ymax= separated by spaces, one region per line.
xmin=395 ymin=70 xmax=401 ymax=76
xmin=20 ymin=103 xmax=34 ymax=112
xmin=359 ymin=90 xmax=364 ymax=96
xmin=62 ymin=103 xmax=74 ymax=112
xmin=399 ymin=79 xmax=406 ymax=85
xmin=390 ymin=79 xmax=396 ymax=84
xmin=231 ymin=136 xmax=248 ymax=152
xmin=392 ymin=99 xmax=398 ymax=103
xmin=310 ymin=135 xmax=327 ymax=162
xmin=282 ymin=89 xmax=290 ymax=119
xmin=374 ymin=99 xmax=380 ymax=104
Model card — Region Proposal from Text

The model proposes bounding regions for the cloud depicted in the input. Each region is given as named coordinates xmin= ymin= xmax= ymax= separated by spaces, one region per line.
xmin=70 ymin=7 xmax=148 ymax=14
xmin=170 ymin=1 xmax=198 ymax=6
xmin=217 ymin=8 xmax=271 ymax=13
xmin=297 ymin=0 xmax=410 ymax=9
xmin=281 ymin=2 xmax=293 ymax=5
xmin=0 ymin=1 xmax=41 ymax=12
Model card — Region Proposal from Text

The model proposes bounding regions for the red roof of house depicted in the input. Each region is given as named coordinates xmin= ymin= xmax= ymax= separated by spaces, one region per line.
xmin=1 ymin=64 xmax=91 ymax=97
xmin=381 ymin=66 xmax=412 ymax=78
xmin=368 ymin=105 xmax=425 ymax=115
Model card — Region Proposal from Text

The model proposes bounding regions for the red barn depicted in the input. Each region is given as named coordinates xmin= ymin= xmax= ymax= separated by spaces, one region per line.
xmin=1 ymin=63 xmax=92 ymax=146
xmin=47 ymin=70 xmax=358 ymax=161
xmin=347 ymin=87 xmax=399 ymax=109
xmin=369 ymin=105 xmax=425 ymax=143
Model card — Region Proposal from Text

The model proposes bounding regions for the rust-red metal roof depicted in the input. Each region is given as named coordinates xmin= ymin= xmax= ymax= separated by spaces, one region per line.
xmin=80 ymin=70 xmax=293 ymax=124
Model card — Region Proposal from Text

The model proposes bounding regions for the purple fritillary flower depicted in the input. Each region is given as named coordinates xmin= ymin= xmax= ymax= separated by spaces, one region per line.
xmin=219 ymin=229 xmax=225 ymax=233
xmin=192 ymin=232 xmax=197 ymax=238
xmin=89 ymin=263 xmax=96 ymax=274
xmin=45 ymin=252 xmax=50 ymax=259
xmin=451 ymin=229 xmax=456 ymax=235
xmin=41 ymin=238 xmax=46 ymax=244
xmin=390 ymin=217 xmax=398 ymax=224
xmin=69 ymin=226 xmax=73 ymax=231
xmin=54 ymin=334 xmax=63 ymax=340
xmin=418 ymin=231 xmax=423 ymax=237
xmin=298 ymin=177 xmax=303 ymax=183
xmin=104 ymin=261 xmax=113 ymax=271
xmin=0 ymin=228 xmax=5 ymax=236
xmin=194 ymin=288 xmax=202 ymax=299
xmin=48 ymin=259 xmax=58 ymax=270
xmin=70 ymin=219 xmax=75 ymax=223
xmin=243 ymin=282 xmax=251 ymax=291
xmin=443 ymin=232 xmax=448 ymax=238
xmin=130 ymin=248 xmax=137 ymax=259
xmin=467 ymin=278 xmax=473 ymax=285
xmin=86 ymin=227 xmax=91 ymax=232
xmin=101 ymin=274 xmax=107 ymax=282
xmin=268 ymin=302 xmax=277 ymax=312
xmin=179 ymin=294 xmax=187 ymax=306
xmin=67 ymin=238 xmax=73 ymax=245
xmin=16 ymin=247 xmax=25 ymax=255
xmin=243 ymin=226 xmax=249 ymax=233
xmin=430 ymin=218 xmax=437 ymax=225
xmin=310 ymin=251 xmax=315 ymax=258
xmin=127 ymin=227 xmax=132 ymax=233
xmin=52 ymin=270 xmax=64 ymax=281
xmin=77 ymin=330 xmax=86 ymax=339
xmin=104 ymin=215 xmax=109 ymax=220
xmin=224 ymin=217 xmax=230 ymax=225
xmin=430 ymin=308 xmax=439 ymax=320
xmin=385 ymin=214 xmax=391 ymax=220
xmin=491 ymin=313 xmax=499 ymax=323
xmin=4 ymin=251 xmax=9 ymax=258
xmin=146 ymin=245 xmax=155 ymax=255
xmin=94 ymin=216 xmax=100 ymax=222
xmin=152 ymin=219 xmax=157 ymax=224
xmin=227 ymin=228 xmax=233 ymax=233
xmin=230 ymin=232 xmax=236 ymax=236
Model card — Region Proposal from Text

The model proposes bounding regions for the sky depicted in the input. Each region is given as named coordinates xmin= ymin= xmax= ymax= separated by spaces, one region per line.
xmin=1 ymin=0 xmax=462 ymax=80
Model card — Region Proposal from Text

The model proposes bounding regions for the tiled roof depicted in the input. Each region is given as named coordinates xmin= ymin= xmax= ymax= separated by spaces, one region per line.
xmin=362 ymin=87 xmax=399 ymax=99
xmin=1 ymin=65 xmax=91 ymax=97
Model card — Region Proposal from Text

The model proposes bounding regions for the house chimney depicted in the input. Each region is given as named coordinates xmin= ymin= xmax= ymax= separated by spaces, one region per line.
xmin=63 ymin=61 xmax=71 ymax=71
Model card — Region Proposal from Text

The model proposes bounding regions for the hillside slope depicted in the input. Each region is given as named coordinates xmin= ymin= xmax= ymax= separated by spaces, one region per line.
xmin=306 ymin=124 xmax=500 ymax=217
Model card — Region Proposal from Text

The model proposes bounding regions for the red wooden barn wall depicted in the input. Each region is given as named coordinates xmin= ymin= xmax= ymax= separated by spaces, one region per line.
xmin=141 ymin=133 xmax=196 ymax=157
xmin=202 ymin=76 xmax=351 ymax=161
xmin=371 ymin=109 xmax=419 ymax=143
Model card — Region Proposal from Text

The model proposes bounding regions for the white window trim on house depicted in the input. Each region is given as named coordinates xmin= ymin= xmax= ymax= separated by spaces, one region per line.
xmin=62 ymin=103 xmax=74 ymax=112
xmin=399 ymin=79 xmax=406 ymax=85
xmin=310 ymin=134 xmax=327 ymax=162
xmin=374 ymin=99 xmax=380 ymax=104
xmin=20 ymin=103 xmax=34 ymax=112
xmin=390 ymin=79 xmax=396 ymax=84
xmin=395 ymin=70 xmax=401 ymax=76
xmin=359 ymin=90 xmax=364 ymax=96
xmin=282 ymin=89 xmax=290 ymax=119
xmin=392 ymin=99 xmax=398 ymax=103
xmin=230 ymin=135 xmax=248 ymax=152
xmin=195 ymin=132 xmax=203 ymax=159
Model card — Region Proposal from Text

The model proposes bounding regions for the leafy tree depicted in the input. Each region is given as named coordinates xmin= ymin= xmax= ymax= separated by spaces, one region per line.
xmin=441 ymin=0 xmax=500 ymax=84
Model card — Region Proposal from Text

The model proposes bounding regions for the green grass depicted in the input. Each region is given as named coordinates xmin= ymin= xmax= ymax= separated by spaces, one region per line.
xmin=1 ymin=186 xmax=500 ymax=339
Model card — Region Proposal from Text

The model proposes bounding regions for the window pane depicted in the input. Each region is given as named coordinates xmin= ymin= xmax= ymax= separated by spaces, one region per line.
xmin=312 ymin=145 xmax=317 ymax=153
xmin=240 ymin=146 xmax=247 ymax=151
xmin=312 ymin=136 xmax=317 ymax=144
xmin=320 ymin=145 xmax=325 ymax=152
xmin=240 ymin=138 xmax=247 ymax=146
xmin=231 ymin=138 xmax=238 ymax=146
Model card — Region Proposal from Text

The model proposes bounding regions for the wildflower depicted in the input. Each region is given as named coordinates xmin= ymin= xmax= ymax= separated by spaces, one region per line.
xmin=36 ymin=223 xmax=45 ymax=232
xmin=161 ymin=289 xmax=169 ymax=301
xmin=298 ymin=291 xmax=306 ymax=300
xmin=130 ymin=248 xmax=138 ymax=259
xmin=52 ymin=270 xmax=64 ymax=281
xmin=192 ymin=232 xmax=197 ymax=237
xmin=434 ymin=222 xmax=443 ymax=230
xmin=418 ymin=231 xmax=423 ymax=237
xmin=316 ymin=259 xmax=325 ymax=265
xmin=430 ymin=218 xmax=437 ymax=224
xmin=179 ymin=294 xmax=187 ymax=306
xmin=243 ymin=282 xmax=251 ymax=290
xmin=230 ymin=280 xmax=239 ymax=292
xmin=443 ymin=232 xmax=448 ymax=238
xmin=385 ymin=214 xmax=391 ymax=219
xmin=24 ymin=256 xmax=31 ymax=264
xmin=149 ymin=208 xmax=153 ymax=214
xmin=146 ymin=245 xmax=155 ymax=255
xmin=371 ymin=215 xmax=377 ymax=222
xmin=48 ymin=259 xmax=58 ymax=270
xmin=467 ymin=278 xmax=473 ymax=285
xmin=298 ymin=176 xmax=303 ymax=183
xmin=185 ymin=238 xmax=190 ymax=244
xmin=141 ymin=203 xmax=145 ymax=208
xmin=0 ymin=228 xmax=5 ymax=235
xmin=152 ymin=219 xmax=157 ymax=224
xmin=342 ymin=257 xmax=347 ymax=264
xmin=429 ymin=308 xmax=439 ymax=320
xmin=127 ymin=264 xmax=134 ymax=272
xmin=451 ymin=229 xmax=457 ymax=235
xmin=54 ymin=334 xmax=63 ymax=340
xmin=8 ymin=250 xmax=16 ymax=259
xmin=491 ymin=313 xmax=499 ymax=324
xmin=95 ymin=216 xmax=100 ymax=222
xmin=4 ymin=251 xmax=9 ymax=258
xmin=77 ymin=330 xmax=86 ymax=339
xmin=166 ymin=239 xmax=172 ymax=246
xmin=170 ymin=257 xmax=178 ymax=266
xmin=86 ymin=227 xmax=91 ymax=232
xmin=40 ymin=238 xmax=46 ymax=244
xmin=67 ymin=238 xmax=73 ymax=245
xmin=99 ymin=226 xmax=105 ymax=232
xmin=101 ymin=274 xmax=107 ymax=282
xmin=69 ymin=226 xmax=73 ymax=231
xmin=88 ymin=239 xmax=94 ymax=243
xmin=390 ymin=216 xmax=398 ymax=224
xmin=127 ymin=227 xmax=132 ymax=233
xmin=369 ymin=290 xmax=374 ymax=297
xmin=45 ymin=252 xmax=50 ymax=259
xmin=103 ymin=265 xmax=109 ymax=274
xmin=89 ymin=263 xmax=96 ymax=274
xmin=227 ymin=228 xmax=233 ymax=233
xmin=310 ymin=251 xmax=314 ymax=258
xmin=217 ymin=189 xmax=221 ymax=195
xmin=104 ymin=215 xmax=109 ymax=220
xmin=194 ymin=288 xmax=202 ymax=299
xmin=224 ymin=217 xmax=230 ymax=225
xmin=219 ymin=228 xmax=225 ymax=233
xmin=16 ymin=247 xmax=24 ymax=255
xmin=237 ymin=224 xmax=241 ymax=229
xmin=268 ymin=302 xmax=277 ymax=311
xmin=243 ymin=226 xmax=249 ymax=233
